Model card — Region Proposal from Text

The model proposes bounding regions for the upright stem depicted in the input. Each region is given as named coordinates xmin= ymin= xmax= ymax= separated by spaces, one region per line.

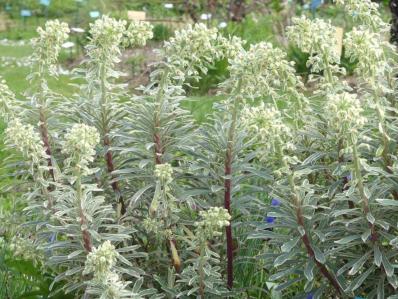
xmin=278 ymin=143 xmax=342 ymax=295
xmin=198 ymin=242 xmax=206 ymax=299
xmin=152 ymin=70 xmax=181 ymax=272
xmin=39 ymin=107 xmax=55 ymax=183
xmin=99 ymin=65 xmax=126 ymax=216
xmin=322 ymin=53 xmax=334 ymax=86
xmin=75 ymin=172 xmax=92 ymax=252
xmin=153 ymin=71 xmax=168 ymax=165
xmin=352 ymin=141 xmax=378 ymax=242
xmin=224 ymin=93 xmax=240 ymax=289
xmin=36 ymin=75 xmax=55 ymax=209
xmin=337 ymin=139 xmax=354 ymax=209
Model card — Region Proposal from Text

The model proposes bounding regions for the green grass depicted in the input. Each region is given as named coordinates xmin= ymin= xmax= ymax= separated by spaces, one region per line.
xmin=181 ymin=95 xmax=225 ymax=123
xmin=0 ymin=44 xmax=32 ymax=57
xmin=0 ymin=40 xmax=221 ymax=122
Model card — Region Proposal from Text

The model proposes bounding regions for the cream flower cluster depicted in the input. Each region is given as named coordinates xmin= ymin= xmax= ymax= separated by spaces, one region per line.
xmin=83 ymin=240 xmax=119 ymax=283
xmin=32 ymin=20 xmax=70 ymax=75
xmin=124 ymin=21 xmax=154 ymax=47
xmin=87 ymin=15 xmax=127 ymax=69
xmin=97 ymin=272 xmax=131 ymax=299
xmin=88 ymin=16 xmax=153 ymax=70
xmin=335 ymin=0 xmax=386 ymax=31
xmin=225 ymin=42 xmax=303 ymax=100
xmin=0 ymin=77 xmax=16 ymax=119
xmin=10 ymin=236 xmax=43 ymax=263
xmin=62 ymin=124 xmax=99 ymax=174
xmin=163 ymin=23 xmax=244 ymax=82
xmin=84 ymin=241 xmax=135 ymax=299
xmin=143 ymin=217 xmax=163 ymax=235
xmin=287 ymin=16 xmax=340 ymax=73
xmin=89 ymin=16 xmax=126 ymax=50
xmin=344 ymin=27 xmax=393 ymax=89
xmin=242 ymin=103 xmax=294 ymax=154
xmin=195 ymin=207 xmax=231 ymax=239
xmin=220 ymin=35 xmax=245 ymax=59
xmin=5 ymin=118 xmax=47 ymax=165
xmin=154 ymin=163 xmax=173 ymax=184
xmin=325 ymin=92 xmax=367 ymax=134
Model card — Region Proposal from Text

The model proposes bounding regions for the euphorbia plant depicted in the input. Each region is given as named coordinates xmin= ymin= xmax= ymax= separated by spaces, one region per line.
xmin=2 ymin=0 xmax=398 ymax=297
xmin=249 ymin=0 xmax=398 ymax=297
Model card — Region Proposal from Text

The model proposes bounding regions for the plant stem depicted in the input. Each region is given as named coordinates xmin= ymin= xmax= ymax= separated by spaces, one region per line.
xmin=337 ymin=139 xmax=354 ymax=209
xmin=75 ymin=172 xmax=92 ymax=252
xmin=352 ymin=141 xmax=378 ymax=242
xmin=39 ymin=107 xmax=55 ymax=183
xmin=224 ymin=92 xmax=241 ymax=289
xmin=198 ymin=242 xmax=206 ymax=299
xmin=99 ymin=65 xmax=126 ymax=216
xmin=36 ymin=75 xmax=55 ymax=208
xmin=278 ymin=143 xmax=342 ymax=295
xmin=153 ymin=70 xmax=169 ymax=165
xmin=153 ymin=70 xmax=181 ymax=272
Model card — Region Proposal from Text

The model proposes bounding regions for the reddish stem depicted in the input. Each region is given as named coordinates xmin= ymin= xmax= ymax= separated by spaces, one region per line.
xmin=153 ymin=129 xmax=181 ymax=272
xmin=39 ymin=110 xmax=55 ymax=182
xmin=153 ymin=132 xmax=163 ymax=164
xmin=104 ymin=135 xmax=126 ymax=215
xmin=337 ymin=139 xmax=354 ymax=209
xmin=80 ymin=211 xmax=92 ymax=252
xmin=224 ymin=145 xmax=234 ymax=289
xmin=295 ymin=204 xmax=342 ymax=295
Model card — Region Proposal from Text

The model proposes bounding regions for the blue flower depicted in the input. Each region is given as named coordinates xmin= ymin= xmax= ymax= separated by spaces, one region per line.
xmin=271 ymin=198 xmax=281 ymax=207
xmin=266 ymin=216 xmax=275 ymax=223
xmin=306 ymin=293 xmax=313 ymax=299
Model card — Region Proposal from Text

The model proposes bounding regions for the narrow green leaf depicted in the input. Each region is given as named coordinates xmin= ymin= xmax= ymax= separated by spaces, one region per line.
xmin=312 ymin=245 xmax=325 ymax=264
xmin=376 ymin=199 xmax=398 ymax=207
xmin=304 ymin=258 xmax=315 ymax=281
xmin=281 ymin=237 xmax=300 ymax=253
xmin=349 ymin=252 xmax=370 ymax=276
xmin=347 ymin=266 xmax=375 ymax=292
xmin=335 ymin=235 xmax=361 ymax=245
xmin=374 ymin=245 xmax=382 ymax=267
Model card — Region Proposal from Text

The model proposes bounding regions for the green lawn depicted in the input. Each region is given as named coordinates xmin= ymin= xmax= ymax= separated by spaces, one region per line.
xmin=0 ymin=41 xmax=221 ymax=117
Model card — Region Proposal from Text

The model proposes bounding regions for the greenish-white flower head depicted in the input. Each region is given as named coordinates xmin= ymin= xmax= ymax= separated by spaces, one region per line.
xmin=154 ymin=163 xmax=173 ymax=184
xmin=218 ymin=35 xmax=245 ymax=61
xmin=10 ymin=235 xmax=43 ymax=264
xmin=143 ymin=217 xmax=163 ymax=235
xmin=242 ymin=103 xmax=294 ymax=155
xmin=287 ymin=16 xmax=340 ymax=73
xmin=224 ymin=42 xmax=303 ymax=100
xmin=5 ymin=118 xmax=47 ymax=165
xmin=98 ymin=272 xmax=130 ymax=299
xmin=87 ymin=15 xmax=153 ymax=73
xmin=195 ymin=207 xmax=231 ymax=239
xmin=87 ymin=16 xmax=126 ymax=65
xmin=325 ymin=92 xmax=367 ymax=135
xmin=335 ymin=0 xmax=387 ymax=31
xmin=62 ymin=124 xmax=99 ymax=175
xmin=32 ymin=19 xmax=70 ymax=76
xmin=344 ymin=27 xmax=394 ymax=89
xmin=83 ymin=240 xmax=119 ymax=283
xmin=89 ymin=15 xmax=126 ymax=45
xmin=163 ymin=23 xmax=243 ymax=83
xmin=0 ymin=78 xmax=16 ymax=120
xmin=124 ymin=21 xmax=153 ymax=47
